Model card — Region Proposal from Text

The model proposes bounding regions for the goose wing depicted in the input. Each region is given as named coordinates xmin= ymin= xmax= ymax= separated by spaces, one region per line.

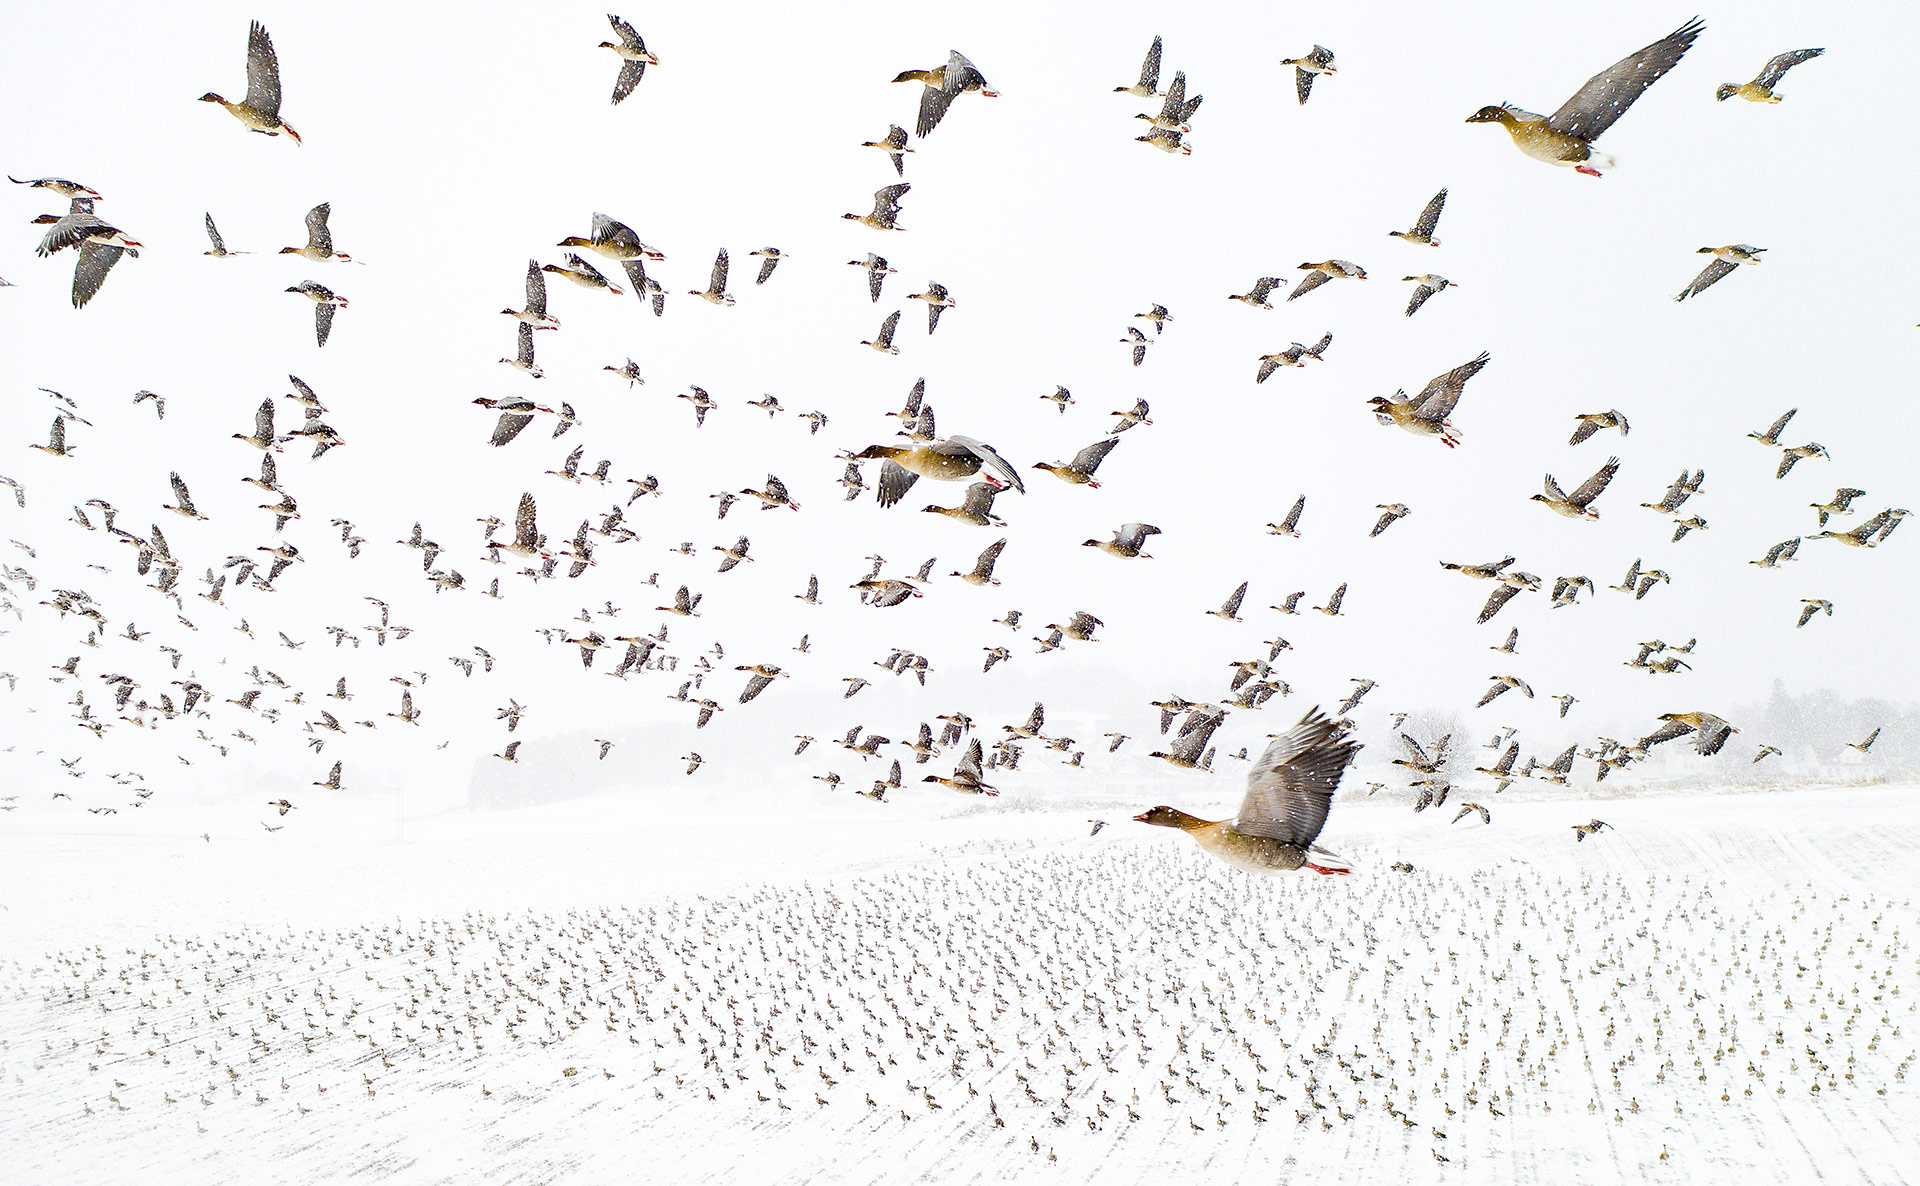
xmin=1412 ymin=351 xmax=1491 ymax=421
xmin=524 ymin=259 xmax=547 ymax=315
xmin=875 ymin=459 xmax=919 ymax=509
xmin=304 ymin=203 xmax=333 ymax=254
xmin=1068 ymin=437 xmax=1119 ymax=475
xmin=1755 ymin=47 xmax=1822 ymax=89
xmin=1235 ymin=708 xmax=1356 ymax=844
xmin=71 ymin=242 xmax=125 ymax=309
xmin=1546 ymin=17 xmax=1704 ymax=142
xmin=1568 ymin=457 xmax=1620 ymax=507
xmin=1412 ymin=188 xmax=1447 ymax=237
xmin=243 ymin=21 xmax=284 ymax=119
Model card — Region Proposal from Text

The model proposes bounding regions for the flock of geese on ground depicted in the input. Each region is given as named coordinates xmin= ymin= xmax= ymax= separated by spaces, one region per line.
xmin=5 ymin=847 xmax=1913 ymax=1172
xmin=0 ymin=15 xmax=1906 ymax=874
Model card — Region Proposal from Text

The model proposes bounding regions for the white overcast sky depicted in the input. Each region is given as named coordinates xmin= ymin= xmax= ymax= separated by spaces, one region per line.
xmin=0 ymin=0 xmax=1914 ymax=818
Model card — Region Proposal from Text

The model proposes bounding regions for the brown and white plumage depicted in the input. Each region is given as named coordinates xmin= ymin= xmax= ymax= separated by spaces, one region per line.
xmin=861 ymin=125 xmax=913 ymax=176
xmin=1280 ymin=45 xmax=1337 ymax=106
xmin=281 ymin=202 xmax=349 ymax=262
xmin=1569 ymin=409 xmax=1629 ymax=445
xmin=1389 ymin=188 xmax=1447 ymax=246
xmin=1288 ymin=260 xmax=1366 ymax=301
xmin=1465 ymin=18 xmax=1704 ymax=176
xmin=894 ymin=51 xmax=998 ymax=139
xmin=1532 ymin=456 xmax=1620 ymax=519
xmin=1402 ymin=274 xmax=1454 ymax=317
xmin=200 ymin=22 xmax=300 ymax=143
xmin=1717 ymin=48 xmax=1823 ymax=103
xmin=601 ymin=15 xmax=658 ymax=104
xmin=1675 ymin=245 xmax=1763 ymax=301
xmin=285 ymin=281 xmax=346 ymax=346
xmin=844 ymin=184 xmax=910 ymax=231
xmin=1137 ymin=708 xmax=1357 ymax=874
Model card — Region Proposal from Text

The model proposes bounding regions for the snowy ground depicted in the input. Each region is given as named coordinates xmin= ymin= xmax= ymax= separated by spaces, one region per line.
xmin=4 ymin=782 xmax=1917 ymax=1185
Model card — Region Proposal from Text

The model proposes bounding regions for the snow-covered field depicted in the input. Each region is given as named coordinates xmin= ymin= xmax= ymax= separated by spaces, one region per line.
xmin=4 ymin=782 xmax=1917 ymax=1185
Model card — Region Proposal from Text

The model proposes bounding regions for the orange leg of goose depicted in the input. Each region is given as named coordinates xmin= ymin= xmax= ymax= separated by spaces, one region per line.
xmin=1575 ymin=164 xmax=1601 ymax=178
xmin=1303 ymin=863 xmax=1350 ymax=876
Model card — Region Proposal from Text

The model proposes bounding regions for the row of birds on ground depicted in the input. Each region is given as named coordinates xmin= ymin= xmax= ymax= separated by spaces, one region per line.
xmin=0 ymin=16 xmax=1906 ymax=870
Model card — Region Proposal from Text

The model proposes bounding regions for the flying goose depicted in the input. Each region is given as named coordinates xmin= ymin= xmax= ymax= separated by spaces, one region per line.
xmin=200 ymin=22 xmax=301 ymax=143
xmin=862 ymin=310 xmax=903 ymax=353
xmin=741 ymin=474 xmax=799 ymax=511
xmin=1475 ymin=675 xmax=1533 ymax=708
xmin=1640 ymin=468 xmax=1704 ymax=512
xmin=1810 ymin=487 xmax=1866 ymax=527
xmin=1642 ymin=711 xmax=1737 ymax=756
xmin=854 ymin=436 xmax=1023 ymax=508
xmin=1776 ymin=443 xmax=1828 ymax=479
xmin=953 ymin=538 xmax=1007 ymax=586
xmin=893 ymin=51 xmax=998 ymax=139
xmin=1115 ymin=36 xmax=1163 ymax=97
xmin=501 ymin=322 xmax=542 ymax=377
xmin=1280 ymin=45 xmax=1337 ymax=105
xmin=1749 ymin=407 xmax=1795 ymax=446
xmin=1268 ymin=495 xmax=1306 ymax=537
xmin=1532 ymin=457 xmax=1620 ymax=518
xmin=1033 ymin=438 xmax=1119 ymax=487
xmin=1083 ymin=522 xmax=1160 ymax=558
xmin=1402 ymin=274 xmax=1455 ymax=317
xmin=1137 ymin=708 xmax=1357 ymax=874
xmin=502 ymin=259 xmax=558 ymax=328
xmin=1569 ymin=409 xmax=1629 ymax=445
xmin=1369 ymin=352 xmax=1490 ymax=447
xmin=1209 ymin=582 xmax=1248 ymax=621
xmin=1256 ymin=333 xmax=1332 ymax=382
xmin=1110 ymin=398 xmax=1152 ymax=433
xmin=848 ymin=253 xmax=896 ymax=302
xmin=1229 ymin=277 xmax=1286 ymax=308
xmin=1370 ymin=503 xmax=1411 ymax=537
xmin=1119 ymin=326 xmax=1151 ymax=367
xmin=860 ymin=125 xmax=913 ymax=176
xmin=163 ymin=473 xmax=207 ymax=520
xmin=1465 ymin=18 xmax=1704 ymax=176
xmin=202 ymin=213 xmax=244 ymax=257
xmin=285 ymin=281 xmax=346 ymax=346
xmin=281 ymin=202 xmax=350 ymax=262
xmin=1389 ymin=188 xmax=1447 ymax=246
xmin=1289 ymin=260 xmax=1366 ymax=301
xmin=657 ymin=585 xmax=702 ymax=616
xmin=749 ymin=247 xmax=784 ymax=285
xmin=542 ymin=253 xmax=624 ymax=296
xmin=1675 ymin=245 xmax=1763 ymax=301
xmin=924 ymin=738 xmax=995 ymax=795
xmin=907 ymin=281 xmax=954 ymax=333
xmin=1717 ymin=48 xmax=1823 ymax=103
xmin=689 ymin=248 xmax=734 ymax=305
xmin=1795 ymin=599 xmax=1831 ymax=628
xmin=844 ymin=184 xmax=910 ymax=231
xmin=600 ymin=15 xmax=658 ymax=104
xmin=713 ymin=536 xmax=752 ymax=572
xmin=735 ymin=664 xmax=788 ymax=704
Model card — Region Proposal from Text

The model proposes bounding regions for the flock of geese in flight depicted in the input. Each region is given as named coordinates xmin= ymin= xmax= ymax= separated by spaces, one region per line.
xmin=0 ymin=15 xmax=1904 ymax=876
